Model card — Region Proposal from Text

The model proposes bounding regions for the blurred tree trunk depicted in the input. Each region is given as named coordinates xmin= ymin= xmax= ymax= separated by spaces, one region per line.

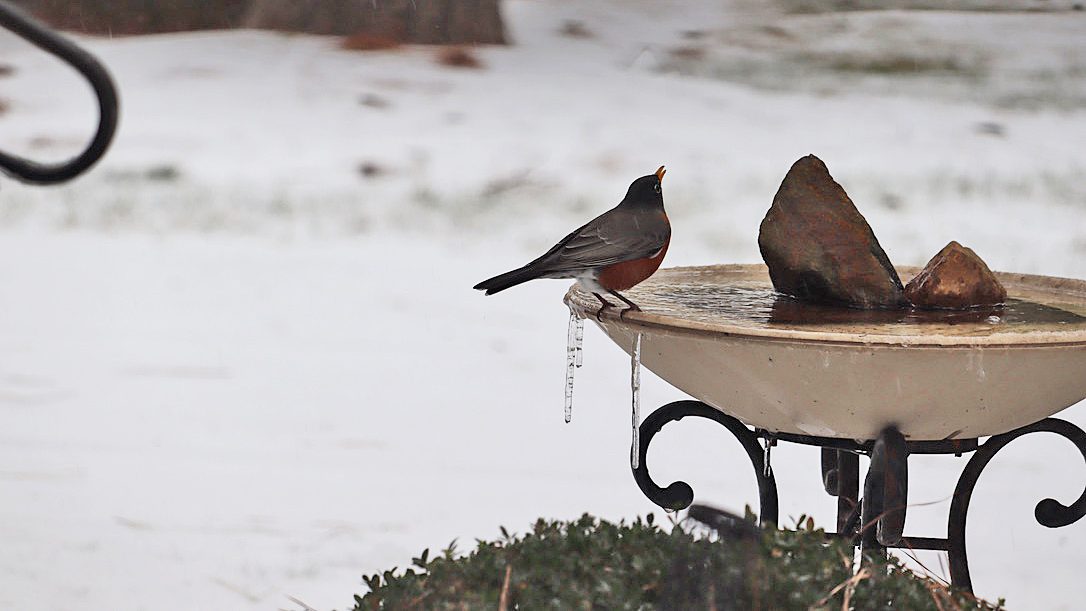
xmin=10 ymin=0 xmax=250 ymax=34
xmin=243 ymin=0 xmax=507 ymax=44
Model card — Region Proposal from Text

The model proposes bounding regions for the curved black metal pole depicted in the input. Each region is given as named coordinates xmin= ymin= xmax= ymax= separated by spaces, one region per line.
xmin=0 ymin=1 xmax=119 ymax=184
xmin=948 ymin=417 xmax=1086 ymax=592
xmin=632 ymin=400 xmax=779 ymax=526
xmin=860 ymin=426 xmax=909 ymax=548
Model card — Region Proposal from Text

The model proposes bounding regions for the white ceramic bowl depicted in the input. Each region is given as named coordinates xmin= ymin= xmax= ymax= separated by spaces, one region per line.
xmin=565 ymin=264 xmax=1086 ymax=440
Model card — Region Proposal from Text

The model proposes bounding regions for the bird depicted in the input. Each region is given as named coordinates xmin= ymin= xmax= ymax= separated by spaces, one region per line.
xmin=473 ymin=166 xmax=671 ymax=317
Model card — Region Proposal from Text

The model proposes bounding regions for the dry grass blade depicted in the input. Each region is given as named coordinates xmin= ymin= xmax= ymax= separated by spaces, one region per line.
xmin=841 ymin=567 xmax=871 ymax=611
xmin=498 ymin=563 xmax=513 ymax=611
xmin=898 ymin=545 xmax=951 ymax=588
xmin=284 ymin=595 xmax=319 ymax=611
xmin=835 ymin=547 xmax=852 ymax=571
xmin=811 ymin=567 xmax=872 ymax=609
xmin=932 ymin=577 xmax=970 ymax=611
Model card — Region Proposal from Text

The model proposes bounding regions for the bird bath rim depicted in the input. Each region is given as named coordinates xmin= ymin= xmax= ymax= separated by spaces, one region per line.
xmin=564 ymin=264 xmax=1086 ymax=348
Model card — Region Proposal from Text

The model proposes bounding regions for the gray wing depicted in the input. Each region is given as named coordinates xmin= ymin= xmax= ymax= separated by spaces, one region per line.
xmin=535 ymin=208 xmax=670 ymax=275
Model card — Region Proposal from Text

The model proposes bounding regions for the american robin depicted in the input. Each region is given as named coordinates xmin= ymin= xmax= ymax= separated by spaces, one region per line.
xmin=474 ymin=166 xmax=670 ymax=317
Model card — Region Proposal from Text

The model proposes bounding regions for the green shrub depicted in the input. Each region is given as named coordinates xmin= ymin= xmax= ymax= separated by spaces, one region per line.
xmin=353 ymin=513 xmax=1004 ymax=610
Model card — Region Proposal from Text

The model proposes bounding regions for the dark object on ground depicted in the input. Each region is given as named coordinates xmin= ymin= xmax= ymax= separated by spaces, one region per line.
xmin=10 ymin=0 xmax=248 ymax=34
xmin=357 ymin=162 xmax=385 ymax=179
xmin=686 ymin=503 xmax=761 ymax=541
xmin=670 ymin=45 xmax=707 ymax=61
xmin=905 ymin=241 xmax=1007 ymax=309
xmin=436 ymin=46 xmax=482 ymax=69
xmin=355 ymin=513 xmax=1003 ymax=610
xmin=358 ymin=94 xmax=390 ymax=110
xmin=144 ymin=165 xmax=180 ymax=182
xmin=245 ymin=0 xmax=507 ymax=44
xmin=759 ymin=155 xmax=905 ymax=308
xmin=558 ymin=19 xmax=593 ymax=39
xmin=975 ymin=121 xmax=1006 ymax=137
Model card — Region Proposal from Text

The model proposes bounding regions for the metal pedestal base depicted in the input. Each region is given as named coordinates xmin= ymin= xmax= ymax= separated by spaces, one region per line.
xmin=632 ymin=400 xmax=1086 ymax=594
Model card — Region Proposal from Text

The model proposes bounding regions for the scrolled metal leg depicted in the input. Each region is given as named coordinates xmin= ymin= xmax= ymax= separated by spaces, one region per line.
xmin=821 ymin=448 xmax=839 ymax=495
xmin=948 ymin=417 xmax=1086 ymax=593
xmin=860 ymin=426 xmax=909 ymax=549
xmin=878 ymin=427 xmax=909 ymax=546
xmin=632 ymin=400 xmax=779 ymax=526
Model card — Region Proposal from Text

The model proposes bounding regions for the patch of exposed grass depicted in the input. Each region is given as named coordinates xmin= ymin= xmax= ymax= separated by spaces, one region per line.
xmin=819 ymin=51 xmax=986 ymax=76
xmin=775 ymin=0 xmax=1073 ymax=14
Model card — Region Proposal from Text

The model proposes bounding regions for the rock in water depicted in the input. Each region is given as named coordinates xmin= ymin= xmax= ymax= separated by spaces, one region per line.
xmin=758 ymin=155 xmax=905 ymax=309
xmin=905 ymin=241 xmax=1007 ymax=309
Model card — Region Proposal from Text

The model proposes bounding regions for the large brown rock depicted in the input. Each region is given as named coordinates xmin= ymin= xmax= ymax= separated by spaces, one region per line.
xmin=905 ymin=241 xmax=1007 ymax=309
xmin=758 ymin=155 xmax=905 ymax=309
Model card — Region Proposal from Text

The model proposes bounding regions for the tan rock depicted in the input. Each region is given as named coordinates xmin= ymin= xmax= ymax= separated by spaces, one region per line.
xmin=905 ymin=241 xmax=1007 ymax=309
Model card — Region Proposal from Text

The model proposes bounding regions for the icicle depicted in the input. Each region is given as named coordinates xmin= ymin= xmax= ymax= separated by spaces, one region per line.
xmin=565 ymin=312 xmax=576 ymax=423
xmin=631 ymin=333 xmax=642 ymax=469
xmin=574 ymin=314 xmax=584 ymax=368
xmin=565 ymin=309 xmax=585 ymax=423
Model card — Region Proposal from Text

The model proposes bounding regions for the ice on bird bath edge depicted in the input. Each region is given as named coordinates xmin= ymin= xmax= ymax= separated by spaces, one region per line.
xmin=565 ymin=308 xmax=585 ymax=423
xmin=574 ymin=311 xmax=584 ymax=367
xmin=631 ymin=333 xmax=642 ymax=469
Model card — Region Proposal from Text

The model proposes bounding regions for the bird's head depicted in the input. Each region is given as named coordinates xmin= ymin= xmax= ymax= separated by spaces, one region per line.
xmin=620 ymin=166 xmax=666 ymax=209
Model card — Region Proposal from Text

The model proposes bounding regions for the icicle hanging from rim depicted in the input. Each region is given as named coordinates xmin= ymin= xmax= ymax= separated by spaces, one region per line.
xmin=631 ymin=333 xmax=642 ymax=469
xmin=564 ymin=309 xmax=585 ymax=423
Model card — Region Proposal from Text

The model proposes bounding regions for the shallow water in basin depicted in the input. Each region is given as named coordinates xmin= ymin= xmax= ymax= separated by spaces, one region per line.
xmin=654 ymin=283 xmax=1086 ymax=329
xmin=581 ymin=266 xmax=1086 ymax=339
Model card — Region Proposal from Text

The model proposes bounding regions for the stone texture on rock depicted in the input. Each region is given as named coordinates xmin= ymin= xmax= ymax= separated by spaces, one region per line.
xmin=905 ymin=241 xmax=1007 ymax=309
xmin=758 ymin=155 xmax=905 ymax=309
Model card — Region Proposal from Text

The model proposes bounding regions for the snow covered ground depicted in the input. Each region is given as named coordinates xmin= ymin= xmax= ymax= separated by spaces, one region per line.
xmin=0 ymin=0 xmax=1084 ymax=609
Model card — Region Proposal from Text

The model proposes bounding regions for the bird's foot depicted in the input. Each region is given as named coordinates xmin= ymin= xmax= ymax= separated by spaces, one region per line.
xmin=617 ymin=304 xmax=640 ymax=320
xmin=607 ymin=291 xmax=641 ymax=320
xmin=595 ymin=306 xmax=607 ymax=322
xmin=592 ymin=293 xmax=613 ymax=322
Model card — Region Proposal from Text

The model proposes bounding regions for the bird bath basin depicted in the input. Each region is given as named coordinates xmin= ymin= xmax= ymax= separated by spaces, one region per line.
xmin=565 ymin=263 xmax=1086 ymax=441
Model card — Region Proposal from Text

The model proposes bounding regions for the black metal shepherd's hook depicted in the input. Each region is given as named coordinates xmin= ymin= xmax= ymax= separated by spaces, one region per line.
xmin=0 ymin=1 xmax=118 ymax=184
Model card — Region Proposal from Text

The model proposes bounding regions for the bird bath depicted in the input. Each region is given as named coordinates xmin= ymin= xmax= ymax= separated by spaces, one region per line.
xmin=564 ymin=263 xmax=1086 ymax=593
xmin=565 ymin=263 xmax=1086 ymax=440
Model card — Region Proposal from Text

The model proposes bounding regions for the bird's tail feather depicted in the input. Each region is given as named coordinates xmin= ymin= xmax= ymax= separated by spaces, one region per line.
xmin=473 ymin=265 xmax=542 ymax=295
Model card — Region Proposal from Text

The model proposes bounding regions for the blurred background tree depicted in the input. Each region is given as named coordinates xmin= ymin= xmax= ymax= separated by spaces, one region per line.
xmin=245 ymin=0 xmax=505 ymax=43
xmin=10 ymin=0 xmax=251 ymax=34
xmin=11 ymin=0 xmax=506 ymax=42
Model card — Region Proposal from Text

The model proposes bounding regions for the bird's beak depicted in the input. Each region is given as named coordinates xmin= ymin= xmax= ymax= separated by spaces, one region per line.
xmin=655 ymin=166 xmax=666 ymax=182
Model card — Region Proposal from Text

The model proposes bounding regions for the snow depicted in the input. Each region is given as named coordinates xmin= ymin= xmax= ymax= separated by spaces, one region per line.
xmin=0 ymin=0 xmax=1084 ymax=609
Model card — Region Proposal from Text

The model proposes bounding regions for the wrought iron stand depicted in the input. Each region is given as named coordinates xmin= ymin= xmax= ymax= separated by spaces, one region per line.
xmin=0 ymin=1 xmax=118 ymax=185
xmin=632 ymin=400 xmax=1086 ymax=594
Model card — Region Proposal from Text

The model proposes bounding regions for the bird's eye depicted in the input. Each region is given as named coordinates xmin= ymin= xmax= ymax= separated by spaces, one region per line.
xmin=653 ymin=183 xmax=661 ymax=194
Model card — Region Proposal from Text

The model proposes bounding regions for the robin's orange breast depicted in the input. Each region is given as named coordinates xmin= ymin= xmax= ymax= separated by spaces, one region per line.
xmin=597 ymin=237 xmax=670 ymax=292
